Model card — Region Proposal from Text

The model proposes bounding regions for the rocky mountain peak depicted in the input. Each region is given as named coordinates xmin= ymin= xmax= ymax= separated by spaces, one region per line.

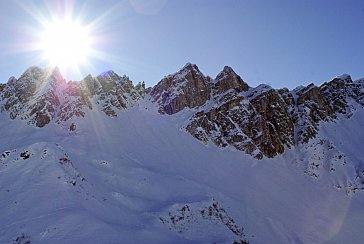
xmin=182 ymin=62 xmax=200 ymax=71
xmin=150 ymin=64 xmax=254 ymax=115
xmin=335 ymin=73 xmax=352 ymax=81
xmin=169 ymin=63 xmax=205 ymax=84
xmin=0 ymin=67 xmax=64 ymax=127
xmin=41 ymin=67 xmax=67 ymax=91
xmin=19 ymin=66 xmax=43 ymax=80
xmin=215 ymin=66 xmax=237 ymax=80
xmin=150 ymin=63 xmax=211 ymax=114
xmin=14 ymin=66 xmax=66 ymax=92
xmin=213 ymin=66 xmax=249 ymax=95
xmin=48 ymin=66 xmax=64 ymax=81
xmin=96 ymin=70 xmax=120 ymax=82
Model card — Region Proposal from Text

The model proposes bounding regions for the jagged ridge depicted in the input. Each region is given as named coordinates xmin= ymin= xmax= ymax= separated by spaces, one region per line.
xmin=0 ymin=66 xmax=145 ymax=128
xmin=150 ymin=64 xmax=364 ymax=160
xmin=1 ymin=64 xmax=363 ymax=161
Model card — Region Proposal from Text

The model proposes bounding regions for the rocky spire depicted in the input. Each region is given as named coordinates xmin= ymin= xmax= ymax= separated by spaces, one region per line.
xmin=213 ymin=66 xmax=249 ymax=95
xmin=150 ymin=63 xmax=212 ymax=114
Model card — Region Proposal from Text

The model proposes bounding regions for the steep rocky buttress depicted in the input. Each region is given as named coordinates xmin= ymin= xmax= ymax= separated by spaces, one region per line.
xmin=150 ymin=63 xmax=212 ymax=114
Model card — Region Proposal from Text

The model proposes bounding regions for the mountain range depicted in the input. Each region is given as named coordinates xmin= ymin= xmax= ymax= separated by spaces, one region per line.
xmin=1 ymin=63 xmax=363 ymax=243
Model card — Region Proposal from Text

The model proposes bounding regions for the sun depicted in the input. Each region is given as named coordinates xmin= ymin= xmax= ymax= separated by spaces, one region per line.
xmin=39 ymin=19 xmax=91 ymax=70
xmin=17 ymin=1 xmax=118 ymax=80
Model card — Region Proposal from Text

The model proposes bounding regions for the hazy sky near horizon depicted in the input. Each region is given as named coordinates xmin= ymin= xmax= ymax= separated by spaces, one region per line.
xmin=0 ymin=0 xmax=363 ymax=89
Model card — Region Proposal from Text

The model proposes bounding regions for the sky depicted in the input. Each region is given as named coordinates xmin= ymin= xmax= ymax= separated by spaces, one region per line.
xmin=0 ymin=0 xmax=363 ymax=89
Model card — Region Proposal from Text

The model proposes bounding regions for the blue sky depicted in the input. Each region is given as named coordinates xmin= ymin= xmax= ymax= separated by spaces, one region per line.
xmin=0 ymin=0 xmax=363 ymax=89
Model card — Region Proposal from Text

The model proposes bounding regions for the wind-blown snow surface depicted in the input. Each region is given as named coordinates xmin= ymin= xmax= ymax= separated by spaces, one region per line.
xmin=1 ymin=98 xmax=364 ymax=243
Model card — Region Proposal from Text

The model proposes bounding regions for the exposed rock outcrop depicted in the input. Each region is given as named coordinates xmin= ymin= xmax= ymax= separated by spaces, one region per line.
xmin=150 ymin=65 xmax=364 ymax=159
xmin=0 ymin=66 xmax=146 ymax=127
xmin=150 ymin=63 xmax=212 ymax=114
xmin=1 ymin=67 xmax=66 ymax=127
xmin=186 ymin=84 xmax=295 ymax=159
xmin=213 ymin=66 xmax=249 ymax=95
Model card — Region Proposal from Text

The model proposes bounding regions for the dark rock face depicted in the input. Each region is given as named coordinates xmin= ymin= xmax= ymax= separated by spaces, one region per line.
xmin=246 ymin=88 xmax=294 ymax=158
xmin=150 ymin=63 xmax=212 ymax=114
xmin=213 ymin=66 xmax=249 ymax=95
xmin=91 ymin=71 xmax=145 ymax=117
xmin=151 ymin=63 xmax=300 ymax=158
xmin=291 ymin=75 xmax=364 ymax=144
xmin=186 ymin=85 xmax=295 ymax=159
xmin=1 ymin=67 xmax=64 ymax=127
xmin=0 ymin=67 xmax=146 ymax=127
xmin=149 ymin=64 xmax=364 ymax=159
xmin=150 ymin=64 xmax=251 ymax=115
xmin=183 ymin=73 xmax=364 ymax=159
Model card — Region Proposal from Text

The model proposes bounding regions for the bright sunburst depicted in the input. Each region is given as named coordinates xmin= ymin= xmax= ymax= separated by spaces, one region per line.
xmin=15 ymin=1 xmax=128 ymax=80
xmin=39 ymin=19 xmax=91 ymax=70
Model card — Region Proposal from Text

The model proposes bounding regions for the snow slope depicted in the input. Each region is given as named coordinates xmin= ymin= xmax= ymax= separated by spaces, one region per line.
xmin=1 ymin=97 xmax=364 ymax=243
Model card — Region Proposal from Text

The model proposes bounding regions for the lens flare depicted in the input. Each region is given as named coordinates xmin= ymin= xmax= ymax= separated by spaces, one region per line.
xmin=39 ymin=20 xmax=91 ymax=69
xmin=14 ymin=0 xmax=134 ymax=81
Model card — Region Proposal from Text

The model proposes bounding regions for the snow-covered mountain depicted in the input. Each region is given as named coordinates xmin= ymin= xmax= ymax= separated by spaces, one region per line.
xmin=0 ymin=64 xmax=363 ymax=243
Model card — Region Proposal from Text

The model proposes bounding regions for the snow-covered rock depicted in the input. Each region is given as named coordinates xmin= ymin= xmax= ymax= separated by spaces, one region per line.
xmin=0 ymin=66 xmax=146 ymax=127
xmin=185 ymin=73 xmax=364 ymax=159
